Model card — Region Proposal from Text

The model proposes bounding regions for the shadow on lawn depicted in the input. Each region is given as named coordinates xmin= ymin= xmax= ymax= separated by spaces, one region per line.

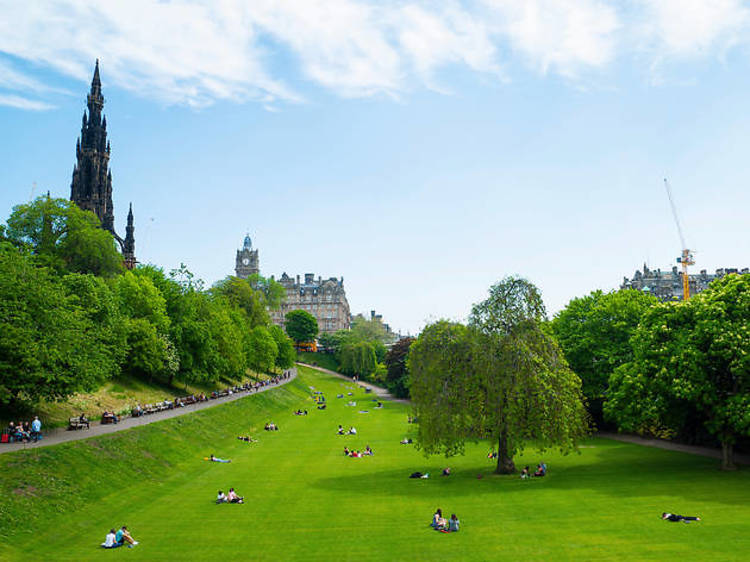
xmin=312 ymin=445 xmax=750 ymax=507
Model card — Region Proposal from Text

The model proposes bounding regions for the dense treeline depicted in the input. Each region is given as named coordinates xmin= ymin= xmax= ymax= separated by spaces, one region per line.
xmin=317 ymin=314 xmax=394 ymax=383
xmin=0 ymin=197 xmax=295 ymax=407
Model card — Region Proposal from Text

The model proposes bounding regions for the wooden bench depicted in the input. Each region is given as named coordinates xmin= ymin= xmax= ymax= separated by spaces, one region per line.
xmin=68 ymin=417 xmax=90 ymax=430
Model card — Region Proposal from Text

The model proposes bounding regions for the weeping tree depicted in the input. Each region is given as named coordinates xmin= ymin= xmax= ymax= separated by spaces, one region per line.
xmin=409 ymin=277 xmax=589 ymax=474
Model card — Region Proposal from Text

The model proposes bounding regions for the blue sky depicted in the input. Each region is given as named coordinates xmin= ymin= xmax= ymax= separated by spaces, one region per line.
xmin=2 ymin=1 xmax=749 ymax=334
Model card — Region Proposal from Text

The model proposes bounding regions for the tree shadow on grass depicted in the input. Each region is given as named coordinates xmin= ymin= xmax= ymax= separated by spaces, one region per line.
xmin=312 ymin=447 xmax=750 ymax=508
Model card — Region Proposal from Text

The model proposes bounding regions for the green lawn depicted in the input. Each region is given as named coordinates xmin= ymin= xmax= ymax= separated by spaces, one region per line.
xmin=1 ymin=366 xmax=749 ymax=561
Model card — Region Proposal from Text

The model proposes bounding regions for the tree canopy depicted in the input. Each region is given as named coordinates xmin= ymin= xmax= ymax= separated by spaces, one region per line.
xmin=284 ymin=309 xmax=318 ymax=343
xmin=552 ymin=289 xmax=657 ymax=424
xmin=5 ymin=196 xmax=123 ymax=276
xmin=410 ymin=277 xmax=588 ymax=474
xmin=605 ymin=273 xmax=750 ymax=470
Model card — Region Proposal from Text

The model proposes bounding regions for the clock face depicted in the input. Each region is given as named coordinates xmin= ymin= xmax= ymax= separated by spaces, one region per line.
xmin=242 ymin=258 xmax=250 ymax=266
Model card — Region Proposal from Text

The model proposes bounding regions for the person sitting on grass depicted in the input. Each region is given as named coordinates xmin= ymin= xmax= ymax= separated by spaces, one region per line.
xmin=431 ymin=509 xmax=448 ymax=530
xmin=376 ymin=402 xmax=383 ymax=408
xmin=344 ymin=447 xmax=350 ymax=456
xmin=117 ymin=526 xmax=139 ymax=547
xmin=227 ymin=488 xmax=244 ymax=504
xmin=448 ymin=514 xmax=460 ymax=532
xmin=337 ymin=425 xmax=345 ymax=435
xmin=364 ymin=445 xmax=373 ymax=456
xmin=216 ymin=490 xmax=228 ymax=503
xmin=533 ymin=463 xmax=546 ymax=477
xmin=101 ymin=529 xmax=121 ymax=548
xmin=662 ymin=512 xmax=701 ymax=523
xmin=348 ymin=426 xmax=357 ymax=435
xmin=487 ymin=451 xmax=498 ymax=459
xmin=442 ymin=467 xmax=451 ymax=476
xmin=209 ymin=454 xmax=231 ymax=463
xmin=520 ymin=466 xmax=530 ymax=479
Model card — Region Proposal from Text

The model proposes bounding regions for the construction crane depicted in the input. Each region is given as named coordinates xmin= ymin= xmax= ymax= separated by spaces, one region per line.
xmin=663 ymin=178 xmax=695 ymax=300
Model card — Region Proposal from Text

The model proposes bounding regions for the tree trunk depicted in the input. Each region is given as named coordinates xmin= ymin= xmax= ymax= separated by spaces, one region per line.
xmin=495 ymin=433 xmax=516 ymax=474
xmin=721 ymin=440 xmax=737 ymax=471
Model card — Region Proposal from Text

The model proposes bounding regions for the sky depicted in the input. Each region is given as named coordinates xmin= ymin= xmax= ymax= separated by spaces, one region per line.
xmin=1 ymin=0 xmax=749 ymax=335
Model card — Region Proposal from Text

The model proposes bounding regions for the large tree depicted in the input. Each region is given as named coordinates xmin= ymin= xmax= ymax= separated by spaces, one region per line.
xmin=409 ymin=277 xmax=589 ymax=474
xmin=0 ymin=245 xmax=121 ymax=403
xmin=552 ymin=289 xmax=657 ymax=424
xmin=284 ymin=309 xmax=318 ymax=343
xmin=605 ymin=274 xmax=750 ymax=470
xmin=5 ymin=196 xmax=123 ymax=276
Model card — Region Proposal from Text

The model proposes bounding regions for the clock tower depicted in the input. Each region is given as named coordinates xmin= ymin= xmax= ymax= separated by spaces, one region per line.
xmin=235 ymin=234 xmax=259 ymax=278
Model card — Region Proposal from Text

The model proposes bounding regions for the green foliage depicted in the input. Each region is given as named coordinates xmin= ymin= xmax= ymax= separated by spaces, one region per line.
xmin=411 ymin=277 xmax=588 ymax=474
xmin=605 ymin=274 xmax=750 ymax=469
xmin=246 ymin=273 xmax=286 ymax=310
xmin=470 ymin=275 xmax=546 ymax=335
xmin=338 ymin=341 xmax=378 ymax=378
xmin=350 ymin=313 xmax=395 ymax=344
xmin=212 ymin=276 xmax=270 ymax=328
xmin=270 ymin=325 xmax=296 ymax=369
xmin=0 ymin=245 xmax=120 ymax=403
xmin=5 ymin=196 xmax=123 ymax=276
xmin=284 ymin=309 xmax=319 ymax=343
xmin=384 ymin=337 xmax=414 ymax=398
xmin=248 ymin=326 xmax=278 ymax=373
xmin=552 ymin=289 xmax=657 ymax=423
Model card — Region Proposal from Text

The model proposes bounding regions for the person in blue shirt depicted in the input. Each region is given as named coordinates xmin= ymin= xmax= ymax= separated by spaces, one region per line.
xmin=30 ymin=417 xmax=42 ymax=442
xmin=448 ymin=514 xmax=460 ymax=532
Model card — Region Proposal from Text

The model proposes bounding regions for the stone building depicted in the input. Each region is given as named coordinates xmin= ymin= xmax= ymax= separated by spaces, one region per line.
xmin=235 ymin=234 xmax=259 ymax=278
xmin=270 ymin=273 xmax=351 ymax=334
xmin=621 ymin=263 xmax=749 ymax=301
xmin=70 ymin=60 xmax=135 ymax=268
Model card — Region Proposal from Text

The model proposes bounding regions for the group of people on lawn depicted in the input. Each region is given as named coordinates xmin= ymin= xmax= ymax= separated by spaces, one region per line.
xmin=520 ymin=463 xmax=547 ymax=479
xmin=216 ymin=488 xmax=244 ymax=504
xmin=101 ymin=526 xmax=138 ymax=548
xmin=337 ymin=425 xmax=356 ymax=435
xmin=343 ymin=445 xmax=373 ymax=457
xmin=431 ymin=509 xmax=460 ymax=532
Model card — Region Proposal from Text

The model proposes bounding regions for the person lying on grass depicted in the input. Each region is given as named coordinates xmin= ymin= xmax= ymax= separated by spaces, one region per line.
xmin=209 ymin=454 xmax=231 ymax=463
xmin=662 ymin=512 xmax=701 ymax=523
xmin=294 ymin=409 xmax=308 ymax=415
xmin=237 ymin=436 xmax=257 ymax=443
xmin=227 ymin=488 xmax=244 ymax=503
xmin=410 ymin=472 xmax=429 ymax=479
xmin=400 ymin=438 xmax=413 ymax=444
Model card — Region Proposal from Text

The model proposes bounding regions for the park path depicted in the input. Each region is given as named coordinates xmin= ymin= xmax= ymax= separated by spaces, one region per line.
xmin=296 ymin=362 xmax=411 ymax=404
xmin=599 ymin=431 xmax=750 ymax=466
xmin=0 ymin=368 xmax=297 ymax=455
xmin=301 ymin=363 xmax=750 ymax=466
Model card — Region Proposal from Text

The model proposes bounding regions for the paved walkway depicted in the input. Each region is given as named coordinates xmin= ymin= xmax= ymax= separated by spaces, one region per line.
xmin=0 ymin=369 xmax=297 ymax=455
xmin=598 ymin=431 xmax=750 ymax=466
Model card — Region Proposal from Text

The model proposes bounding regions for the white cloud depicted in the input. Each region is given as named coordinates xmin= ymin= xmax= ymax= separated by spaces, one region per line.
xmin=638 ymin=0 xmax=749 ymax=56
xmin=0 ymin=93 xmax=55 ymax=110
xmin=0 ymin=0 xmax=749 ymax=110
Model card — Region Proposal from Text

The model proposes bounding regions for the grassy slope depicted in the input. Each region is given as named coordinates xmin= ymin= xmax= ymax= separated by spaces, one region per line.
xmin=297 ymin=351 xmax=340 ymax=372
xmin=1 ymin=370 xmax=273 ymax=428
xmin=1 ymin=366 xmax=749 ymax=561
